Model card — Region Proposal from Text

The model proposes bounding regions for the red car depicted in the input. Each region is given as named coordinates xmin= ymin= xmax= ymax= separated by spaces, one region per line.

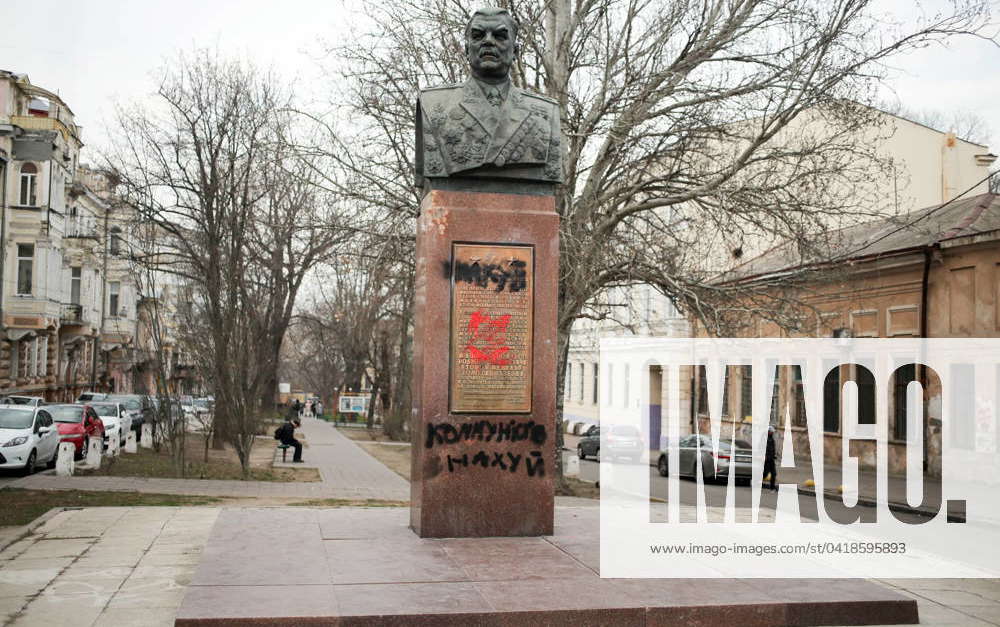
xmin=50 ymin=404 xmax=105 ymax=459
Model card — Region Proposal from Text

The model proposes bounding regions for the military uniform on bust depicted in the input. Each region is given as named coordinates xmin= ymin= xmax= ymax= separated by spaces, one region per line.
xmin=415 ymin=77 xmax=561 ymax=187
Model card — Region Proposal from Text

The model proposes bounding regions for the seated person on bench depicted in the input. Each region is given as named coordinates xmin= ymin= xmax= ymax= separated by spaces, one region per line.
xmin=276 ymin=417 xmax=303 ymax=463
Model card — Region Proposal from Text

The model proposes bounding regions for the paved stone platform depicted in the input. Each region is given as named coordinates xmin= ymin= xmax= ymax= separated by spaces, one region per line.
xmin=175 ymin=506 xmax=917 ymax=626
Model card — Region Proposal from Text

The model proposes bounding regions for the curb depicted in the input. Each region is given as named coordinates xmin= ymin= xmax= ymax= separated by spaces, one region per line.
xmin=0 ymin=505 xmax=70 ymax=553
xmin=796 ymin=486 xmax=964 ymax=523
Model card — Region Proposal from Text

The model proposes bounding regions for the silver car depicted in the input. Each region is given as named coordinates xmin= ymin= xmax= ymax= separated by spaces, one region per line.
xmin=657 ymin=434 xmax=754 ymax=483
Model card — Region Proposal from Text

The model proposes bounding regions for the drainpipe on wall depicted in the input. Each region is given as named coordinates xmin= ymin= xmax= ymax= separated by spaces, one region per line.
xmin=0 ymin=153 xmax=7 ymax=330
xmin=919 ymin=246 xmax=933 ymax=473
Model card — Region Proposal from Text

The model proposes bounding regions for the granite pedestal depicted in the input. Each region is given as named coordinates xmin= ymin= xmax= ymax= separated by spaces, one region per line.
xmin=410 ymin=189 xmax=559 ymax=538
xmin=175 ymin=505 xmax=919 ymax=626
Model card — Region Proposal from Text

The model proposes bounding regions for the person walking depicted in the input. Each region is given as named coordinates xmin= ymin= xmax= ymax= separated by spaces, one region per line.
xmin=276 ymin=417 xmax=304 ymax=463
xmin=292 ymin=398 xmax=301 ymax=419
xmin=314 ymin=400 xmax=324 ymax=419
xmin=763 ymin=425 xmax=777 ymax=491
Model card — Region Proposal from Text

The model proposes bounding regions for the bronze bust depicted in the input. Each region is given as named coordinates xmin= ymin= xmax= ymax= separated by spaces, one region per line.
xmin=415 ymin=7 xmax=562 ymax=189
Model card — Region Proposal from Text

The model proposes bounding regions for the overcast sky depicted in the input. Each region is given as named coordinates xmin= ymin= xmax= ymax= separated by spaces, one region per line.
xmin=3 ymin=0 xmax=999 ymax=159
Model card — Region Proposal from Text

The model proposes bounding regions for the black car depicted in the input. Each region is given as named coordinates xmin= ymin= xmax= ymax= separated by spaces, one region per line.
xmin=577 ymin=425 xmax=600 ymax=460
xmin=104 ymin=394 xmax=155 ymax=431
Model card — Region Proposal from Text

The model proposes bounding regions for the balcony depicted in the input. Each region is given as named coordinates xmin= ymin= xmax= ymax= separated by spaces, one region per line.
xmin=60 ymin=304 xmax=85 ymax=325
xmin=64 ymin=216 xmax=100 ymax=240
xmin=10 ymin=115 xmax=78 ymax=144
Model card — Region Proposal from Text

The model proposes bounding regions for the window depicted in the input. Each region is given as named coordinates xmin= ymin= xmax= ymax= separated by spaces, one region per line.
xmin=856 ymin=366 xmax=876 ymax=425
xmin=592 ymin=363 xmax=599 ymax=404
xmin=110 ymin=227 xmax=122 ymax=256
xmin=623 ymin=364 xmax=630 ymax=408
xmin=578 ymin=363 xmax=585 ymax=402
xmin=109 ymin=282 xmax=121 ymax=316
xmin=18 ymin=163 xmax=37 ymax=206
xmin=39 ymin=336 xmax=47 ymax=377
xmin=16 ymin=244 xmax=33 ymax=296
xmin=739 ymin=365 xmax=752 ymax=419
xmin=892 ymin=364 xmax=916 ymax=440
xmin=606 ymin=363 xmax=614 ymax=406
xmin=70 ymin=267 xmax=81 ymax=305
xmin=823 ymin=363 xmax=840 ymax=432
xmin=10 ymin=340 xmax=18 ymax=380
xmin=696 ymin=368 xmax=708 ymax=415
xmin=566 ymin=362 xmax=572 ymax=399
xmin=29 ymin=338 xmax=38 ymax=378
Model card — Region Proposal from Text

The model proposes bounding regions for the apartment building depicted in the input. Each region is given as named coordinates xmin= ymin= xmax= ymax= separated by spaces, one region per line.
xmin=0 ymin=71 xmax=142 ymax=400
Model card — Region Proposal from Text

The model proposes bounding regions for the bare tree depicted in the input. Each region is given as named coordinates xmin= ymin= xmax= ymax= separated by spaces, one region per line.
xmin=106 ymin=49 xmax=345 ymax=476
xmin=313 ymin=0 xmax=993 ymax=487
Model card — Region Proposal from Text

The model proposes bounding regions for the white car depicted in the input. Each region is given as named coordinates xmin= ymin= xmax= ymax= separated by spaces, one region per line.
xmin=91 ymin=402 xmax=131 ymax=448
xmin=0 ymin=406 xmax=59 ymax=474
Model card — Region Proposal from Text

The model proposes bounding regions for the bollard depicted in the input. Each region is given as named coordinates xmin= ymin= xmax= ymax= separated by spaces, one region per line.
xmin=140 ymin=423 xmax=153 ymax=449
xmin=107 ymin=433 xmax=120 ymax=457
xmin=125 ymin=430 xmax=137 ymax=453
xmin=567 ymin=454 xmax=580 ymax=476
xmin=86 ymin=438 xmax=102 ymax=469
xmin=56 ymin=442 xmax=75 ymax=476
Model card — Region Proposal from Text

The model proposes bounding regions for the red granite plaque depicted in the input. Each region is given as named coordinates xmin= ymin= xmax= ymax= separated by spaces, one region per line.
xmin=449 ymin=243 xmax=533 ymax=414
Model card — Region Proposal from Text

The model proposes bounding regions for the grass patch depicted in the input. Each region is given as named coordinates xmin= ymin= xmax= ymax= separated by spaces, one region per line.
xmin=82 ymin=434 xmax=320 ymax=482
xmin=0 ymin=488 xmax=224 ymax=527
xmin=288 ymin=498 xmax=409 ymax=507
xmin=338 ymin=426 xmax=387 ymax=442
xmin=555 ymin=476 xmax=600 ymax=499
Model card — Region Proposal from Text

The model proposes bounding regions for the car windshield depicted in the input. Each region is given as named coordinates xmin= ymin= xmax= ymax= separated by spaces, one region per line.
xmin=709 ymin=439 xmax=753 ymax=450
xmin=49 ymin=406 xmax=84 ymax=423
xmin=91 ymin=404 xmax=118 ymax=417
xmin=0 ymin=408 xmax=34 ymax=429
xmin=194 ymin=400 xmax=210 ymax=408
xmin=5 ymin=397 xmax=35 ymax=405
xmin=609 ymin=425 xmax=641 ymax=437
xmin=108 ymin=397 xmax=141 ymax=410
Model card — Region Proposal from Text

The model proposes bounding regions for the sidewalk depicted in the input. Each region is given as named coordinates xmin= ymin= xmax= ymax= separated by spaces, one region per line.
xmin=3 ymin=417 xmax=409 ymax=502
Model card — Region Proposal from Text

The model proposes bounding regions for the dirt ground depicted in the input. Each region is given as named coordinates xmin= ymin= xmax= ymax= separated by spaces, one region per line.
xmin=339 ymin=427 xmax=398 ymax=443
xmin=356 ymin=442 xmax=411 ymax=481
xmin=82 ymin=433 xmax=321 ymax=482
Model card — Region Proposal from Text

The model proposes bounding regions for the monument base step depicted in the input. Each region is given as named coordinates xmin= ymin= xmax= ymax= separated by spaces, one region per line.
xmin=175 ymin=505 xmax=917 ymax=626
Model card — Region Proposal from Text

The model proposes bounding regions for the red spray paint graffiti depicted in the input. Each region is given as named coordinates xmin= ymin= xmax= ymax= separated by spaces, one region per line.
xmin=466 ymin=311 xmax=511 ymax=365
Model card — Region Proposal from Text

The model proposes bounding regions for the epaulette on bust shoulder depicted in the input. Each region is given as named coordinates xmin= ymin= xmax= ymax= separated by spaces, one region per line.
xmin=421 ymin=83 xmax=463 ymax=93
xmin=522 ymin=90 xmax=558 ymax=105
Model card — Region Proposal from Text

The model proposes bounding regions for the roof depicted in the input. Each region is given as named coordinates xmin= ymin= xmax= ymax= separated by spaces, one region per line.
xmin=727 ymin=192 xmax=1000 ymax=284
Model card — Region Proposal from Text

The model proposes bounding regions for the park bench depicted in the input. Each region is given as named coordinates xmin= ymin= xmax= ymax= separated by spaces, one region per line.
xmin=276 ymin=443 xmax=291 ymax=462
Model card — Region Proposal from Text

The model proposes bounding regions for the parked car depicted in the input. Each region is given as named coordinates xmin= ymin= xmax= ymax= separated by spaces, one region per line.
xmin=192 ymin=398 xmax=213 ymax=416
xmin=0 ymin=396 xmax=46 ymax=407
xmin=0 ymin=406 xmax=59 ymax=475
xmin=657 ymin=434 xmax=754 ymax=483
xmin=577 ymin=425 xmax=600 ymax=460
xmin=104 ymin=394 xmax=155 ymax=432
xmin=605 ymin=424 xmax=644 ymax=462
xmin=49 ymin=404 xmax=106 ymax=460
xmin=76 ymin=392 xmax=108 ymax=403
xmin=90 ymin=402 xmax=131 ymax=448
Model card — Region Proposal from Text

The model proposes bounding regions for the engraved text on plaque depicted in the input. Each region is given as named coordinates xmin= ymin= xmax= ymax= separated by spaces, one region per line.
xmin=449 ymin=243 xmax=533 ymax=413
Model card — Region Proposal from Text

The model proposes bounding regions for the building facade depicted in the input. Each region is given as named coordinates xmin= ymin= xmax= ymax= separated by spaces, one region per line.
xmin=564 ymin=105 xmax=997 ymax=447
xmin=0 ymin=71 xmax=195 ymax=401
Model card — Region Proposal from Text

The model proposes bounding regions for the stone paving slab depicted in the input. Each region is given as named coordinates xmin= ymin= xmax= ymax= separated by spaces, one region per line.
xmin=175 ymin=506 xmax=918 ymax=627
xmin=0 ymin=506 xmax=219 ymax=626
